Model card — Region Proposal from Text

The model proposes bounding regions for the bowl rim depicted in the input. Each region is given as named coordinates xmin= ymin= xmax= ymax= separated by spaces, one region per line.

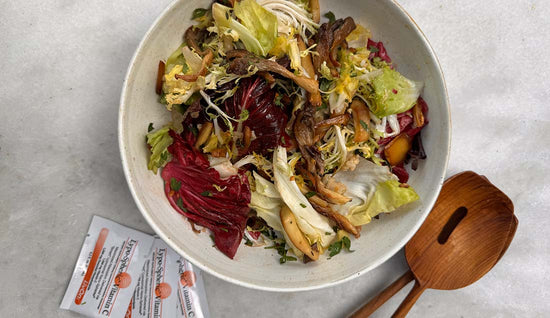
xmin=118 ymin=0 xmax=451 ymax=292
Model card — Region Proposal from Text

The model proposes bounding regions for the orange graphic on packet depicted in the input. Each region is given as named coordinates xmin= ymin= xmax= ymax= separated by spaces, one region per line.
xmin=180 ymin=271 xmax=196 ymax=287
xmin=155 ymin=282 xmax=172 ymax=299
xmin=75 ymin=228 xmax=109 ymax=305
xmin=115 ymin=272 xmax=132 ymax=289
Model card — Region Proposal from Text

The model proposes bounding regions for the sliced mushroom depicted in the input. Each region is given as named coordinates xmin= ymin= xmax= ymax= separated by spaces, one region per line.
xmin=350 ymin=99 xmax=370 ymax=143
xmin=280 ymin=205 xmax=319 ymax=261
xmin=313 ymin=113 xmax=351 ymax=143
xmin=195 ymin=122 xmax=213 ymax=148
xmin=228 ymin=55 xmax=321 ymax=106
xmin=175 ymin=50 xmax=214 ymax=82
xmin=309 ymin=0 xmax=320 ymax=23
xmin=297 ymin=36 xmax=316 ymax=80
xmin=156 ymin=60 xmax=165 ymax=95
xmin=311 ymin=202 xmax=360 ymax=238
xmin=329 ymin=17 xmax=356 ymax=67
xmin=184 ymin=26 xmax=207 ymax=56
xmin=297 ymin=183 xmax=359 ymax=238
xmin=297 ymin=36 xmax=322 ymax=106
xmin=413 ymin=102 xmax=425 ymax=128
xmin=316 ymin=175 xmax=352 ymax=205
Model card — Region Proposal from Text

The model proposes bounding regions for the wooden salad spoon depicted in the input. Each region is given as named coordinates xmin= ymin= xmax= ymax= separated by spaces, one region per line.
xmin=349 ymin=171 xmax=518 ymax=318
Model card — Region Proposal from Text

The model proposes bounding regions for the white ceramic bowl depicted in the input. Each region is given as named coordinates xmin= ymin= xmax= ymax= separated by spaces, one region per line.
xmin=119 ymin=0 xmax=450 ymax=291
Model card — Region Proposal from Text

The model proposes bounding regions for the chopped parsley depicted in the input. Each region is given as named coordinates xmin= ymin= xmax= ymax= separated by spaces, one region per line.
xmin=305 ymin=191 xmax=317 ymax=198
xmin=260 ymin=228 xmax=277 ymax=240
xmin=324 ymin=11 xmax=336 ymax=23
xmin=192 ymin=8 xmax=208 ymax=20
xmin=342 ymin=236 xmax=354 ymax=252
xmin=369 ymin=45 xmax=379 ymax=53
xmin=148 ymin=123 xmax=154 ymax=132
xmin=265 ymin=241 xmax=297 ymax=264
xmin=220 ymin=228 xmax=228 ymax=232
xmin=299 ymin=203 xmax=307 ymax=208
xmin=200 ymin=191 xmax=213 ymax=197
xmin=319 ymin=78 xmax=332 ymax=91
xmin=274 ymin=93 xmax=284 ymax=107
xmin=328 ymin=236 xmax=355 ymax=259
xmin=360 ymin=120 xmax=369 ymax=131
xmin=170 ymin=178 xmax=181 ymax=192
xmin=176 ymin=198 xmax=186 ymax=211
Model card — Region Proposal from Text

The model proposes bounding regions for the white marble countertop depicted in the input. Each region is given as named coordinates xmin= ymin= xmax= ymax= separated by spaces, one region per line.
xmin=1 ymin=0 xmax=549 ymax=317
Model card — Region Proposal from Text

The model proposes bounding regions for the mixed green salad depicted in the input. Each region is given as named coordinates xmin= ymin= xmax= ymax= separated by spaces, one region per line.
xmin=146 ymin=0 xmax=428 ymax=263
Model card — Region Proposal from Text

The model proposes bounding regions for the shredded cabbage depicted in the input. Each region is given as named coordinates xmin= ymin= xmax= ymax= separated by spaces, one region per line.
xmin=257 ymin=0 xmax=319 ymax=40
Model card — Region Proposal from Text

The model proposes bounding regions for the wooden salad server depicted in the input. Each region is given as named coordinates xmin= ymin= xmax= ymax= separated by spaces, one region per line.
xmin=349 ymin=171 xmax=518 ymax=318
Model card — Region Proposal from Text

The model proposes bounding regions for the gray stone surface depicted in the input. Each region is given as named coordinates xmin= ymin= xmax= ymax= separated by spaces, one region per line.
xmin=1 ymin=0 xmax=548 ymax=317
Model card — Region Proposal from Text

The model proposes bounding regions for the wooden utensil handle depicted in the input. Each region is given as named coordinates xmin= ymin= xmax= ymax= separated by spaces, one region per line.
xmin=391 ymin=280 xmax=427 ymax=318
xmin=349 ymin=270 xmax=415 ymax=318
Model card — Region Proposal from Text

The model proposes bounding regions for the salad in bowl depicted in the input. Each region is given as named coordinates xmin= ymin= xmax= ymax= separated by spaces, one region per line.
xmin=144 ymin=0 xmax=429 ymax=264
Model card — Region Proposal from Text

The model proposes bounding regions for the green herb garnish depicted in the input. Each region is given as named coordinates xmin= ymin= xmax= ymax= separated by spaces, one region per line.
xmin=170 ymin=178 xmax=181 ymax=192
xmin=305 ymin=191 xmax=317 ymax=198
xmin=265 ymin=241 xmax=297 ymax=264
xmin=319 ymin=78 xmax=331 ymax=91
xmin=328 ymin=237 xmax=354 ymax=259
xmin=328 ymin=240 xmax=342 ymax=258
xmin=176 ymin=198 xmax=186 ymax=211
xmin=274 ymin=94 xmax=284 ymax=107
xmin=360 ymin=120 xmax=369 ymax=131
xmin=324 ymin=11 xmax=336 ymax=23
xmin=192 ymin=8 xmax=208 ymax=20
xmin=300 ymin=203 xmax=307 ymax=208
xmin=148 ymin=123 xmax=154 ymax=132
xmin=369 ymin=45 xmax=379 ymax=53
xmin=200 ymin=191 xmax=213 ymax=197
xmin=342 ymin=236 xmax=354 ymax=252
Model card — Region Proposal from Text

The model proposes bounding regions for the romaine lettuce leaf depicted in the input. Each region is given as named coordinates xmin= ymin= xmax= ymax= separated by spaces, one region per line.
xmin=333 ymin=158 xmax=419 ymax=226
xmin=370 ymin=67 xmax=424 ymax=118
